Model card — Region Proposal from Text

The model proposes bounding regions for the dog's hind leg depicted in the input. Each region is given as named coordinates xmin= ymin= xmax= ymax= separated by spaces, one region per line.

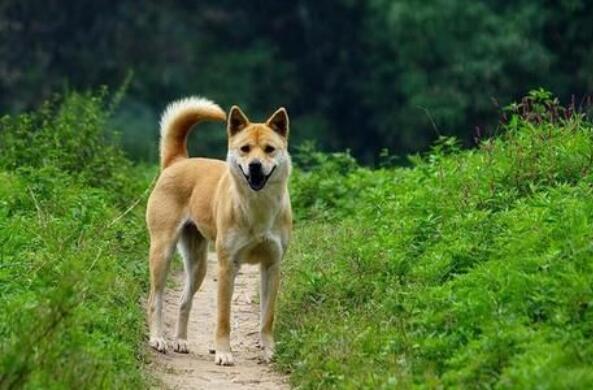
xmin=173 ymin=223 xmax=208 ymax=353
xmin=147 ymin=211 xmax=182 ymax=353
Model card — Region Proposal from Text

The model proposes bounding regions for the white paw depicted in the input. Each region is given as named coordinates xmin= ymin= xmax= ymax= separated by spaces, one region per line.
xmin=215 ymin=351 xmax=234 ymax=366
xmin=260 ymin=334 xmax=274 ymax=361
xmin=173 ymin=339 xmax=189 ymax=353
xmin=149 ymin=337 xmax=167 ymax=353
xmin=262 ymin=347 xmax=275 ymax=363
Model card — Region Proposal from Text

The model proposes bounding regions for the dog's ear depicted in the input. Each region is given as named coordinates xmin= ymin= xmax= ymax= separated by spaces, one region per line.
xmin=266 ymin=107 xmax=289 ymax=138
xmin=228 ymin=106 xmax=250 ymax=137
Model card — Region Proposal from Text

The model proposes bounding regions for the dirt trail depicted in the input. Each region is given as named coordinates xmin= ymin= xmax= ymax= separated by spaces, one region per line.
xmin=149 ymin=253 xmax=289 ymax=389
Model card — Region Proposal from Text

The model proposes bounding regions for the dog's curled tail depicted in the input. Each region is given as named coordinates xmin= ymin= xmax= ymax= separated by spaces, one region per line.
xmin=159 ymin=97 xmax=226 ymax=169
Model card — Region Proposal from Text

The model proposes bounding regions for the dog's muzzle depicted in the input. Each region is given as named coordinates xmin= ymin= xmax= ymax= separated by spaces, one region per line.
xmin=241 ymin=161 xmax=276 ymax=191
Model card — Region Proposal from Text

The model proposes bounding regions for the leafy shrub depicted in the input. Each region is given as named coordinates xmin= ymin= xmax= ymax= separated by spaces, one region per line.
xmin=0 ymin=93 xmax=151 ymax=388
xmin=0 ymin=90 xmax=147 ymax=205
xmin=278 ymin=91 xmax=593 ymax=388
xmin=291 ymin=142 xmax=378 ymax=221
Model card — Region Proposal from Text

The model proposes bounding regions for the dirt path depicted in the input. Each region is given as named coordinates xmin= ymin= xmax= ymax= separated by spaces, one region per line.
xmin=148 ymin=253 xmax=289 ymax=389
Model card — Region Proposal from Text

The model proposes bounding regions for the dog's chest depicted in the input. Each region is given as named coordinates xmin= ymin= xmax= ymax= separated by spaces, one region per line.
xmin=243 ymin=211 xmax=279 ymax=245
xmin=224 ymin=190 xmax=287 ymax=261
xmin=225 ymin=222 xmax=281 ymax=266
xmin=229 ymin=208 xmax=282 ymax=255
xmin=243 ymin=194 xmax=280 ymax=235
xmin=247 ymin=226 xmax=277 ymax=246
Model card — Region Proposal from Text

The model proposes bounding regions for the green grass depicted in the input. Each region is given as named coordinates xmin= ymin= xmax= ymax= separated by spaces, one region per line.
xmin=277 ymin=90 xmax=593 ymax=388
xmin=3 ymin=88 xmax=592 ymax=389
xmin=0 ymin=93 xmax=153 ymax=388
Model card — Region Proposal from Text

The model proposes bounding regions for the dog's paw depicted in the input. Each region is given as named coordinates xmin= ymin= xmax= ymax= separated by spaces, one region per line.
xmin=259 ymin=334 xmax=275 ymax=361
xmin=149 ymin=337 xmax=168 ymax=353
xmin=262 ymin=347 xmax=275 ymax=363
xmin=215 ymin=351 xmax=234 ymax=366
xmin=172 ymin=339 xmax=189 ymax=353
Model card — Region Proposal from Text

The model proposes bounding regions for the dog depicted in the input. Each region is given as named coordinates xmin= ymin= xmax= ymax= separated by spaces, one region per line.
xmin=146 ymin=97 xmax=292 ymax=366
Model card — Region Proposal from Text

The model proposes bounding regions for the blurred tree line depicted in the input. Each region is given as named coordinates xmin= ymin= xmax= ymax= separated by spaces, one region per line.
xmin=1 ymin=0 xmax=592 ymax=163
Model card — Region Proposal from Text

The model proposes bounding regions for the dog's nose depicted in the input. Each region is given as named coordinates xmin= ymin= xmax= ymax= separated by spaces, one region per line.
xmin=248 ymin=160 xmax=262 ymax=173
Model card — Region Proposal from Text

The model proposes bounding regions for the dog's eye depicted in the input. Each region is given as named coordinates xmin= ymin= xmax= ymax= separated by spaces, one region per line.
xmin=240 ymin=145 xmax=251 ymax=153
xmin=264 ymin=145 xmax=276 ymax=154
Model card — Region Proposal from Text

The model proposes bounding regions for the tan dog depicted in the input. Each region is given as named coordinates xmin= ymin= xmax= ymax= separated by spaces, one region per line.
xmin=146 ymin=97 xmax=292 ymax=366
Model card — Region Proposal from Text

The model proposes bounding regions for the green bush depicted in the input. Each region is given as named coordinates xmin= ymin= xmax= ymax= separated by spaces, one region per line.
xmin=0 ymin=93 xmax=152 ymax=388
xmin=0 ymin=90 xmax=147 ymax=205
xmin=290 ymin=142 xmax=365 ymax=221
xmin=278 ymin=91 xmax=593 ymax=388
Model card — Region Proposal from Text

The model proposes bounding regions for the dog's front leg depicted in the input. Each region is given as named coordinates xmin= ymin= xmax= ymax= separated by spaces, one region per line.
xmin=260 ymin=261 xmax=280 ymax=362
xmin=214 ymin=247 xmax=237 ymax=366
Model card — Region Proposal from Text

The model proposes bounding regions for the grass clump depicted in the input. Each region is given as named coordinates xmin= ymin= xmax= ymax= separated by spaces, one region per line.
xmin=0 ymin=92 xmax=152 ymax=388
xmin=277 ymin=90 xmax=593 ymax=388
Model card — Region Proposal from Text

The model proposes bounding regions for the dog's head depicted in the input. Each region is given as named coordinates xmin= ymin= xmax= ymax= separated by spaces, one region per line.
xmin=226 ymin=106 xmax=291 ymax=192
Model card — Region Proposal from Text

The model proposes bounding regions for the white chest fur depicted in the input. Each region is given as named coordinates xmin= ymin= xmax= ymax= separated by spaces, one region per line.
xmin=224 ymin=189 xmax=285 ymax=262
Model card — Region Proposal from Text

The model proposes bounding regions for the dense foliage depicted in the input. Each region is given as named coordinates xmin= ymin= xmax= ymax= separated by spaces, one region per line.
xmin=2 ymin=88 xmax=592 ymax=388
xmin=0 ymin=93 xmax=152 ymax=388
xmin=2 ymin=1 xmax=593 ymax=162
xmin=277 ymin=91 xmax=593 ymax=388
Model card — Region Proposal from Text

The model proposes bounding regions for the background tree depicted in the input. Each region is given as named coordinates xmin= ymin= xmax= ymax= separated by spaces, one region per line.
xmin=1 ymin=0 xmax=592 ymax=163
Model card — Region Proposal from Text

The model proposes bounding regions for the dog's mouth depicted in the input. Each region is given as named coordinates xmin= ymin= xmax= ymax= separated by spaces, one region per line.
xmin=241 ymin=165 xmax=276 ymax=191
